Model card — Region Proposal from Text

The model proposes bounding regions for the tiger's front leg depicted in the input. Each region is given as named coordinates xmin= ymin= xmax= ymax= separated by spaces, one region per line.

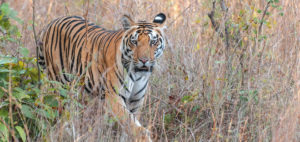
xmin=104 ymin=91 xmax=151 ymax=142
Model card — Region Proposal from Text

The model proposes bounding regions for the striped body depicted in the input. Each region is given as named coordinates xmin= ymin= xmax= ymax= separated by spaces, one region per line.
xmin=38 ymin=14 xmax=166 ymax=141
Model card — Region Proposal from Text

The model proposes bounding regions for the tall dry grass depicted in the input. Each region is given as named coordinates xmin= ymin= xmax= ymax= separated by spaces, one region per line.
xmin=5 ymin=0 xmax=300 ymax=141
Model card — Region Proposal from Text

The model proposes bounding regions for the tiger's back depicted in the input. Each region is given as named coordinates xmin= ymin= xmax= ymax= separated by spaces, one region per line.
xmin=39 ymin=16 xmax=124 ymax=92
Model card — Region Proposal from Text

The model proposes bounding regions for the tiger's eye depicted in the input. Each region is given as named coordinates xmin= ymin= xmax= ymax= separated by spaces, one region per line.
xmin=131 ymin=39 xmax=137 ymax=45
xmin=150 ymin=39 xmax=157 ymax=45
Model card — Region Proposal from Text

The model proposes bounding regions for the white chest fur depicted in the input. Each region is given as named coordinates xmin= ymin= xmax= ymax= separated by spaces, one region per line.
xmin=120 ymin=72 xmax=150 ymax=113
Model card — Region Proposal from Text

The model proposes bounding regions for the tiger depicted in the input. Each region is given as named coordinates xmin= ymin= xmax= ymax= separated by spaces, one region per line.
xmin=37 ymin=13 xmax=167 ymax=141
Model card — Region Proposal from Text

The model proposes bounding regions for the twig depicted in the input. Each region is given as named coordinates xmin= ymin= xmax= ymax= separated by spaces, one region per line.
xmin=208 ymin=0 xmax=230 ymax=65
xmin=207 ymin=0 xmax=230 ymax=49
xmin=84 ymin=0 xmax=89 ymax=49
xmin=207 ymin=0 xmax=220 ymax=35
xmin=162 ymin=111 xmax=168 ymax=142
xmin=0 ymin=86 xmax=8 ymax=93
xmin=258 ymin=1 xmax=271 ymax=35
xmin=257 ymin=1 xmax=271 ymax=73
xmin=32 ymin=0 xmax=41 ymax=88
xmin=8 ymin=64 xmax=19 ymax=142
xmin=220 ymin=0 xmax=230 ymax=51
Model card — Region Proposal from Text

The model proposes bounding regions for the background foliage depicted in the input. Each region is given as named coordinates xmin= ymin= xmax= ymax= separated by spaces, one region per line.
xmin=0 ymin=0 xmax=299 ymax=141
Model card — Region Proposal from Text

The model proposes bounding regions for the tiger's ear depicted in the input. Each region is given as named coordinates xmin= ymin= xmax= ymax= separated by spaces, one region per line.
xmin=153 ymin=13 xmax=166 ymax=25
xmin=122 ymin=15 xmax=134 ymax=30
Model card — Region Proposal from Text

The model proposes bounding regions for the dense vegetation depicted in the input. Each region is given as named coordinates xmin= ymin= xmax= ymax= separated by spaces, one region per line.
xmin=0 ymin=0 xmax=299 ymax=141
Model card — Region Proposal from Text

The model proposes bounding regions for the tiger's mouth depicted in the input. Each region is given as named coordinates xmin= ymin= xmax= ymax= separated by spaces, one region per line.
xmin=134 ymin=66 xmax=153 ymax=72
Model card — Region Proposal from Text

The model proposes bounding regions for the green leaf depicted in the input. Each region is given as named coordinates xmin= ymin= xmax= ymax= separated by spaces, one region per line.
xmin=0 ymin=123 xmax=8 ymax=141
xmin=279 ymin=12 xmax=284 ymax=16
xmin=0 ymin=57 xmax=17 ymax=65
xmin=192 ymin=105 xmax=200 ymax=112
xmin=37 ymin=109 xmax=52 ymax=119
xmin=164 ymin=113 xmax=172 ymax=124
xmin=0 ymin=3 xmax=23 ymax=24
xmin=20 ymin=47 xmax=29 ymax=57
xmin=15 ymin=126 xmax=26 ymax=142
xmin=0 ymin=108 xmax=8 ymax=117
xmin=21 ymin=105 xmax=34 ymax=119
xmin=59 ymin=88 xmax=68 ymax=98
xmin=14 ymin=87 xmax=30 ymax=100
xmin=43 ymin=95 xmax=58 ymax=107
xmin=257 ymin=9 xmax=262 ymax=13
xmin=0 ymin=69 xmax=11 ymax=72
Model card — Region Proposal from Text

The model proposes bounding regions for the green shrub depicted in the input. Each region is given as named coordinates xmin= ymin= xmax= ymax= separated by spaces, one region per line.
xmin=0 ymin=3 xmax=75 ymax=141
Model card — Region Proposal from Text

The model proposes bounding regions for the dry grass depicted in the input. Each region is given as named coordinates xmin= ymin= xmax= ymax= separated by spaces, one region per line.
xmin=4 ymin=0 xmax=300 ymax=141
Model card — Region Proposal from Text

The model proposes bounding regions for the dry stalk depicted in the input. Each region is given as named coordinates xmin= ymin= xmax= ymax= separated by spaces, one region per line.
xmin=8 ymin=64 xmax=18 ymax=142
xmin=32 ymin=0 xmax=41 ymax=88
xmin=162 ymin=110 xmax=168 ymax=142
xmin=84 ymin=0 xmax=89 ymax=49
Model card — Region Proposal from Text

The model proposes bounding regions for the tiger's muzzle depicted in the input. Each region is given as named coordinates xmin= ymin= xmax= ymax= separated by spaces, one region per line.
xmin=133 ymin=58 xmax=155 ymax=72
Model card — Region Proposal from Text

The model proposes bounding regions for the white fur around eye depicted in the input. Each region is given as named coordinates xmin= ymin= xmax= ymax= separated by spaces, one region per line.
xmin=154 ymin=16 xmax=163 ymax=21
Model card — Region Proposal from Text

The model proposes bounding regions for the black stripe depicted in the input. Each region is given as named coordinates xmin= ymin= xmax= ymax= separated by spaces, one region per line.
xmin=129 ymin=73 xmax=134 ymax=81
xmin=104 ymin=31 xmax=119 ymax=55
xmin=69 ymin=23 xmax=86 ymax=72
xmin=64 ymin=20 xmax=82 ymax=64
xmin=76 ymin=45 xmax=83 ymax=73
xmin=134 ymin=81 xmax=148 ymax=96
xmin=129 ymin=98 xmax=142 ymax=103
xmin=51 ymin=19 xmax=63 ymax=81
xmin=130 ymin=107 xmax=139 ymax=113
xmin=59 ymin=19 xmax=71 ymax=82
xmin=119 ymin=94 xmax=126 ymax=103
xmin=85 ymin=86 xmax=91 ymax=93
xmin=109 ymin=81 xmax=117 ymax=94
xmin=87 ymin=78 xmax=93 ymax=89
xmin=136 ymin=77 xmax=142 ymax=81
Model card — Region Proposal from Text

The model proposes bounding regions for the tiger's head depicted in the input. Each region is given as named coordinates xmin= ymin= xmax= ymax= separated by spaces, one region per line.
xmin=121 ymin=13 xmax=166 ymax=74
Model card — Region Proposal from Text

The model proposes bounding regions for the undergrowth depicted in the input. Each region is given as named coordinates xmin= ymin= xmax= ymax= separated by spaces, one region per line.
xmin=0 ymin=0 xmax=299 ymax=142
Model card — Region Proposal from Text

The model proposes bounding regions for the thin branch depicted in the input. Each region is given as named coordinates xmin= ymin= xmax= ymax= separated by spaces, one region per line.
xmin=258 ymin=1 xmax=271 ymax=35
xmin=84 ymin=0 xmax=89 ymax=49
xmin=208 ymin=0 xmax=230 ymax=49
xmin=257 ymin=1 xmax=271 ymax=73
xmin=32 ymin=0 xmax=41 ymax=88
xmin=220 ymin=0 xmax=230 ymax=50
xmin=8 ymin=64 xmax=19 ymax=142
xmin=207 ymin=0 xmax=220 ymax=34
xmin=220 ymin=0 xmax=228 ymax=12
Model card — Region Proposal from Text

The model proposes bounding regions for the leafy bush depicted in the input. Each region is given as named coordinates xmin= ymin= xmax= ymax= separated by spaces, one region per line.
xmin=0 ymin=3 xmax=75 ymax=141
xmin=0 ymin=3 xmax=22 ymax=44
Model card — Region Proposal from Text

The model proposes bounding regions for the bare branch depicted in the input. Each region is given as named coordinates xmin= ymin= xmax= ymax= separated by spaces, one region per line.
xmin=84 ymin=0 xmax=89 ymax=49
xmin=208 ymin=0 xmax=230 ymax=48
xmin=258 ymin=1 xmax=271 ymax=35
xmin=220 ymin=0 xmax=230 ymax=50
xmin=207 ymin=0 xmax=220 ymax=34
xmin=220 ymin=0 xmax=228 ymax=12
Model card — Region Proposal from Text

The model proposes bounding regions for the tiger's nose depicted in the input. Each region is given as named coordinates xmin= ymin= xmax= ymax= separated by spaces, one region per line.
xmin=139 ymin=57 xmax=149 ymax=64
